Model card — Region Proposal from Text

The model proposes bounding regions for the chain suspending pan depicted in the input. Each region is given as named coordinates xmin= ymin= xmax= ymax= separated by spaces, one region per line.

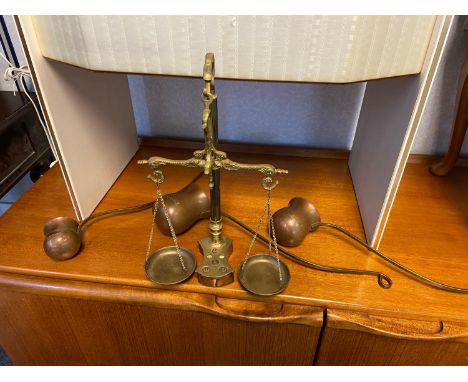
xmin=145 ymin=246 xmax=196 ymax=285
xmin=144 ymin=170 xmax=197 ymax=285
xmin=238 ymin=176 xmax=290 ymax=296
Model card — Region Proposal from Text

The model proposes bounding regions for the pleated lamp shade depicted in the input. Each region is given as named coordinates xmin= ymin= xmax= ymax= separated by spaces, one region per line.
xmin=31 ymin=15 xmax=436 ymax=83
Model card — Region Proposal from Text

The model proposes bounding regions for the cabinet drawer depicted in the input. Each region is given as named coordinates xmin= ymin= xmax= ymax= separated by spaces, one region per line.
xmin=316 ymin=309 xmax=468 ymax=365
xmin=0 ymin=273 xmax=323 ymax=365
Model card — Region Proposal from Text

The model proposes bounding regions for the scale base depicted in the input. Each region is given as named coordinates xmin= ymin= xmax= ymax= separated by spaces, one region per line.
xmin=197 ymin=235 xmax=234 ymax=287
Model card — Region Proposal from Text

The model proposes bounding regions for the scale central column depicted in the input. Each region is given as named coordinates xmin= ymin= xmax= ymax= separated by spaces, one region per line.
xmin=196 ymin=166 xmax=234 ymax=287
xmin=196 ymin=53 xmax=234 ymax=287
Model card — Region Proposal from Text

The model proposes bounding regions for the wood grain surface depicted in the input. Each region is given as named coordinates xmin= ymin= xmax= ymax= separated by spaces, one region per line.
xmin=0 ymin=144 xmax=467 ymax=322
xmin=0 ymin=287 xmax=322 ymax=365
xmin=316 ymin=309 xmax=468 ymax=365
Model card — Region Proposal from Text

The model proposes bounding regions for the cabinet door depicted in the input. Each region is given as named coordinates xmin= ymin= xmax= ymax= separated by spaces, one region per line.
xmin=0 ymin=275 xmax=323 ymax=365
xmin=316 ymin=310 xmax=468 ymax=365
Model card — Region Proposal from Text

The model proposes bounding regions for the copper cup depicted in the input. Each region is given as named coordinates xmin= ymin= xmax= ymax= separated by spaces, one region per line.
xmin=156 ymin=183 xmax=210 ymax=236
xmin=271 ymin=197 xmax=321 ymax=247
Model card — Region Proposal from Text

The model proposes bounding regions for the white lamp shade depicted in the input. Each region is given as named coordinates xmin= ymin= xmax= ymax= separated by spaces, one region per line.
xmin=31 ymin=15 xmax=436 ymax=83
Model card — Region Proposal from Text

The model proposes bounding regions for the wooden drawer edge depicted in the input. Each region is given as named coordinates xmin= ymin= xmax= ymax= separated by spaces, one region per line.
xmin=327 ymin=309 xmax=468 ymax=343
xmin=0 ymin=271 xmax=323 ymax=327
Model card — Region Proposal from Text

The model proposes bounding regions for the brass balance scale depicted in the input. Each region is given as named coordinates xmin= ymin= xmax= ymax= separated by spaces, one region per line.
xmin=43 ymin=53 xmax=468 ymax=297
xmin=139 ymin=53 xmax=290 ymax=295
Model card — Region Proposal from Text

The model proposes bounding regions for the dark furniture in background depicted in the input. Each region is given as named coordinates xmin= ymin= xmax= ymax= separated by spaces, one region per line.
xmin=430 ymin=53 xmax=468 ymax=175
xmin=430 ymin=25 xmax=468 ymax=175
xmin=0 ymin=92 xmax=52 ymax=198
xmin=0 ymin=15 xmax=53 ymax=199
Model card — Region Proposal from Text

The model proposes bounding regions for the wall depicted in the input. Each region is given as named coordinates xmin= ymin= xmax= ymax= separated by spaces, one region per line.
xmin=129 ymin=16 xmax=468 ymax=155
xmin=1 ymin=15 xmax=33 ymax=91
xmin=129 ymin=75 xmax=366 ymax=149
xmin=412 ymin=15 xmax=468 ymax=156
xmin=0 ymin=59 xmax=15 ymax=91
xmin=0 ymin=16 xmax=16 ymax=92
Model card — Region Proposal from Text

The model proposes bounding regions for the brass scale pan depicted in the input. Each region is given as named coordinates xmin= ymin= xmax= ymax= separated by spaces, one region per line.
xmin=146 ymin=248 xmax=289 ymax=296
xmin=143 ymin=182 xmax=290 ymax=294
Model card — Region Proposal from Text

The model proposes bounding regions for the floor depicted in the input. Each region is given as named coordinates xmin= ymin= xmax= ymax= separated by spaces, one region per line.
xmin=0 ymin=174 xmax=34 ymax=217
xmin=0 ymin=346 xmax=12 ymax=366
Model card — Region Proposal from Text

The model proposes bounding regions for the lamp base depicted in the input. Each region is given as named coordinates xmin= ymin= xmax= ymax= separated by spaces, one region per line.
xmin=196 ymin=235 xmax=234 ymax=287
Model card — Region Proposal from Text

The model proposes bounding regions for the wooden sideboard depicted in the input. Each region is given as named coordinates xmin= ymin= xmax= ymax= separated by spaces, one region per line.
xmin=0 ymin=144 xmax=467 ymax=365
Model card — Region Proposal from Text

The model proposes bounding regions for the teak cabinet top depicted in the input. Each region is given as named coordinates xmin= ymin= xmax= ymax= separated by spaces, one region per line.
xmin=0 ymin=145 xmax=467 ymax=323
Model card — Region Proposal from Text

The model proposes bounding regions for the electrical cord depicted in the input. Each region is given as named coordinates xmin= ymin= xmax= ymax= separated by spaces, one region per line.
xmin=224 ymin=213 xmax=468 ymax=293
xmin=44 ymin=154 xmax=468 ymax=294
xmin=78 ymin=200 xmax=155 ymax=231
xmin=75 ymin=166 xmax=468 ymax=294
xmin=78 ymin=171 xmax=205 ymax=231
xmin=1 ymin=51 xmax=59 ymax=163
xmin=223 ymin=212 xmax=392 ymax=289
xmin=314 ymin=222 xmax=468 ymax=294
